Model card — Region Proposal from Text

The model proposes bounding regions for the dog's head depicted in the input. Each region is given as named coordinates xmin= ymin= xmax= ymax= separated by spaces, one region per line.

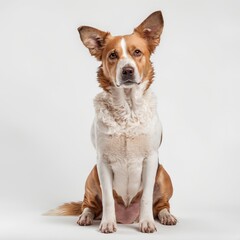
xmin=78 ymin=11 xmax=164 ymax=91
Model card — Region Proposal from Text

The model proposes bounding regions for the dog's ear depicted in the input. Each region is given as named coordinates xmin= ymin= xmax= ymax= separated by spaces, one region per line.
xmin=78 ymin=26 xmax=110 ymax=60
xmin=134 ymin=11 xmax=164 ymax=53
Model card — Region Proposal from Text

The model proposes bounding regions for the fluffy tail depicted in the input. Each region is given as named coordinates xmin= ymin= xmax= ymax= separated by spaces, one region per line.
xmin=44 ymin=201 xmax=83 ymax=216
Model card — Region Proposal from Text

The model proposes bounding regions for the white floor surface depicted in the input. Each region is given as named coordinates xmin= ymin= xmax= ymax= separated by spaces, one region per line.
xmin=1 ymin=206 xmax=239 ymax=240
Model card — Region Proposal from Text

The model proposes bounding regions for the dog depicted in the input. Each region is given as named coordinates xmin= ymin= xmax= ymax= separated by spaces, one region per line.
xmin=47 ymin=10 xmax=177 ymax=233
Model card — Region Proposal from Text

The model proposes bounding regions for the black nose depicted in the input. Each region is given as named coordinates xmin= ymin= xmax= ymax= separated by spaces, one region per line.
xmin=121 ymin=66 xmax=134 ymax=81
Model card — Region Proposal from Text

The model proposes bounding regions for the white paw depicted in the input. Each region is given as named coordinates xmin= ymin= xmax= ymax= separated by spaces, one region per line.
xmin=139 ymin=220 xmax=157 ymax=233
xmin=77 ymin=210 xmax=94 ymax=226
xmin=158 ymin=208 xmax=177 ymax=225
xmin=99 ymin=220 xmax=117 ymax=233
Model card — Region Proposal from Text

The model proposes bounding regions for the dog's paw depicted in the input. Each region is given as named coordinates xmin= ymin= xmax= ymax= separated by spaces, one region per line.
xmin=158 ymin=208 xmax=177 ymax=225
xmin=99 ymin=220 xmax=117 ymax=233
xmin=139 ymin=220 xmax=157 ymax=233
xmin=77 ymin=210 xmax=94 ymax=226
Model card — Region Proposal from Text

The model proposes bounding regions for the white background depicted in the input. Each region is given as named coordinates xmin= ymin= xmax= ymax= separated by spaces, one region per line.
xmin=0 ymin=0 xmax=240 ymax=239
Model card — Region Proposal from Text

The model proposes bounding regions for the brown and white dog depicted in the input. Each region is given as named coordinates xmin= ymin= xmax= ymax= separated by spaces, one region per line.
xmin=47 ymin=11 xmax=177 ymax=233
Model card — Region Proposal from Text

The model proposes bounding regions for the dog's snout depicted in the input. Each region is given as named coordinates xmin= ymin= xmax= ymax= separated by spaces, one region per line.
xmin=121 ymin=66 xmax=134 ymax=81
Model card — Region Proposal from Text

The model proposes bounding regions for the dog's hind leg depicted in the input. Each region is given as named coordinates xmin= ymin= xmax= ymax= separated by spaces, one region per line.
xmin=77 ymin=165 xmax=103 ymax=226
xmin=153 ymin=164 xmax=177 ymax=225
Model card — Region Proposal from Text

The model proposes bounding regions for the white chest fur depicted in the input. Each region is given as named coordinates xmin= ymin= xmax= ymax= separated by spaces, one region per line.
xmin=92 ymin=84 xmax=162 ymax=206
xmin=105 ymin=134 xmax=149 ymax=206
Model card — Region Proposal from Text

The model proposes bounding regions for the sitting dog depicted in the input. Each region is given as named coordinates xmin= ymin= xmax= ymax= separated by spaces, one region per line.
xmin=47 ymin=10 xmax=177 ymax=233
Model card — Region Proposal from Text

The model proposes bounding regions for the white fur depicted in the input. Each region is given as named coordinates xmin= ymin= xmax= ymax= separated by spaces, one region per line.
xmin=158 ymin=208 xmax=177 ymax=225
xmin=77 ymin=208 xmax=94 ymax=225
xmin=120 ymin=38 xmax=128 ymax=58
xmin=92 ymin=81 xmax=162 ymax=230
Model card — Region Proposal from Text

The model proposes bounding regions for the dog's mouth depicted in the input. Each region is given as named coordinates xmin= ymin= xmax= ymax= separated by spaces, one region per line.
xmin=117 ymin=80 xmax=140 ymax=88
xmin=116 ymin=79 xmax=141 ymax=88
xmin=121 ymin=80 xmax=138 ymax=86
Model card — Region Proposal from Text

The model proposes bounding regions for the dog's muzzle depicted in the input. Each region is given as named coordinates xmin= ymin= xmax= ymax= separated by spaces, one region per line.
xmin=120 ymin=66 xmax=137 ymax=85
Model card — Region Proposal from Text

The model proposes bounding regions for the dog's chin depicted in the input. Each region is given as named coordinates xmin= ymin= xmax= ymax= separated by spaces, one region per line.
xmin=117 ymin=80 xmax=140 ymax=88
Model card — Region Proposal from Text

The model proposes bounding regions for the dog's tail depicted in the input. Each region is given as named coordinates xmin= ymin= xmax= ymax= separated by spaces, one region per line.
xmin=44 ymin=201 xmax=83 ymax=216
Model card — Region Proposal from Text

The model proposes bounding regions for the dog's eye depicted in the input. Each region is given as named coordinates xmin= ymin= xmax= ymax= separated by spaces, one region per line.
xmin=109 ymin=51 xmax=118 ymax=60
xmin=133 ymin=49 xmax=142 ymax=57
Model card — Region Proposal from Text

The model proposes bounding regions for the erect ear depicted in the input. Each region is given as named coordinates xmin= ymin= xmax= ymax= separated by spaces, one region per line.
xmin=77 ymin=26 xmax=110 ymax=60
xmin=134 ymin=11 xmax=164 ymax=53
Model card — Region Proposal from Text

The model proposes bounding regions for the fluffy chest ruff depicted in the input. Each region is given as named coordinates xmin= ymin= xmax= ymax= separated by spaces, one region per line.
xmin=93 ymin=86 xmax=158 ymax=137
xmin=92 ymin=86 xmax=162 ymax=223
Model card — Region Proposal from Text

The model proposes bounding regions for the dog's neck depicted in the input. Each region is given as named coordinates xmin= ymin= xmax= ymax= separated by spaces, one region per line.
xmin=109 ymin=81 xmax=149 ymax=113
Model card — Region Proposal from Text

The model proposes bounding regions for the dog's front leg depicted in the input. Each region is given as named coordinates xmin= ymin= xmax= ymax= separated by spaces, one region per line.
xmin=97 ymin=160 xmax=117 ymax=233
xmin=139 ymin=151 xmax=159 ymax=233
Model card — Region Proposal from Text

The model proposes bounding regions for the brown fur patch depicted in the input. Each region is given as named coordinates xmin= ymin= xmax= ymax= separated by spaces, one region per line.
xmin=97 ymin=66 xmax=113 ymax=91
xmin=45 ymin=201 xmax=83 ymax=216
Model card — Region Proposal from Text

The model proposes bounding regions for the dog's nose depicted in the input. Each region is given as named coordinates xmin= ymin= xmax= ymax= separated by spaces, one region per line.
xmin=121 ymin=66 xmax=134 ymax=81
